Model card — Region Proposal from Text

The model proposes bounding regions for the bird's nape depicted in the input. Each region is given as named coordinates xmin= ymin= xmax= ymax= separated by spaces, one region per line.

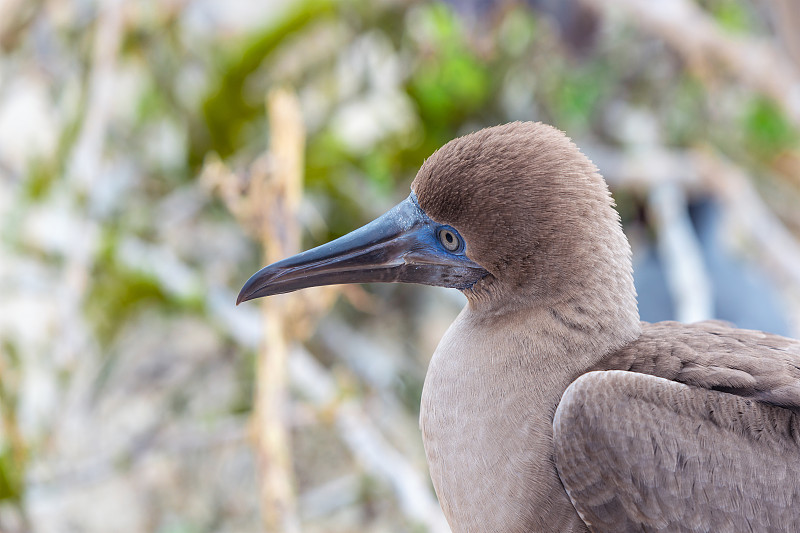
xmin=236 ymin=193 xmax=489 ymax=304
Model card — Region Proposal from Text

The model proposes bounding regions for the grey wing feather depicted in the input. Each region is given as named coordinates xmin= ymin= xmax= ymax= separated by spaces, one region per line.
xmin=553 ymin=370 xmax=800 ymax=533
xmin=599 ymin=321 xmax=800 ymax=411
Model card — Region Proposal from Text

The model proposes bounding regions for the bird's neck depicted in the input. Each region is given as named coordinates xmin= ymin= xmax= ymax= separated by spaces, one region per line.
xmin=465 ymin=269 xmax=641 ymax=360
xmin=421 ymin=291 xmax=640 ymax=531
xmin=460 ymin=297 xmax=641 ymax=391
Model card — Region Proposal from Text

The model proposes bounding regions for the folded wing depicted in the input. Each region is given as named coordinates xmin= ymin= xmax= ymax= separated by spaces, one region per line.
xmin=553 ymin=370 xmax=800 ymax=532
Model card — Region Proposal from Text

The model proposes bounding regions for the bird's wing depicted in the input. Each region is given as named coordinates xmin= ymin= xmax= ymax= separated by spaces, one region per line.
xmin=553 ymin=370 xmax=800 ymax=533
xmin=596 ymin=320 xmax=800 ymax=411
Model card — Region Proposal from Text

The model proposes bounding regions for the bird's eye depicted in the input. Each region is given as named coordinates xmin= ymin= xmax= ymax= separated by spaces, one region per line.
xmin=438 ymin=228 xmax=461 ymax=252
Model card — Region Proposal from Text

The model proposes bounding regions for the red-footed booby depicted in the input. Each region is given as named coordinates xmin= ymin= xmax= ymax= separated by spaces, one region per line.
xmin=238 ymin=122 xmax=800 ymax=532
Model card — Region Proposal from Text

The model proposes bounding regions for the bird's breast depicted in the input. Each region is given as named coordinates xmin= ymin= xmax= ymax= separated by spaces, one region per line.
xmin=419 ymin=309 xmax=588 ymax=533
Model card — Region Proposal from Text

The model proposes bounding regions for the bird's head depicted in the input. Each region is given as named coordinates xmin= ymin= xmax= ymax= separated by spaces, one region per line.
xmin=238 ymin=122 xmax=637 ymax=320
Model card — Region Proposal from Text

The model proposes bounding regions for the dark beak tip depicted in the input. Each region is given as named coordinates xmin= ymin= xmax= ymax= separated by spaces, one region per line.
xmin=235 ymin=288 xmax=251 ymax=306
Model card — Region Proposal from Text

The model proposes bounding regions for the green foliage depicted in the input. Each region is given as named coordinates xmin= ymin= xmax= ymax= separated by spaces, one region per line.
xmin=23 ymin=158 xmax=58 ymax=201
xmin=0 ymin=341 xmax=25 ymax=505
xmin=192 ymin=0 xmax=335 ymax=166
xmin=498 ymin=7 xmax=537 ymax=57
xmin=24 ymin=100 xmax=84 ymax=203
xmin=304 ymin=130 xmax=386 ymax=237
xmin=705 ymin=0 xmax=751 ymax=34
xmin=663 ymin=76 xmax=708 ymax=146
xmin=550 ymin=65 xmax=610 ymax=132
xmin=86 ymin=232 xmax=203 ymax=348
xmin=0 ymin=466 xmax=18 ymax=504
xmin=406 ymin=3 xmax=492 ymax=138
xmin=0 ymin=447 xmax=24 ymax=503
xmin=409 ymin=52 xmax=490 ymax=123
xmin=230 ymin=344 xmax=255 ymax=415
xmin=743 ymin=97 xmax=799 ymax=160
xmin=137 ymin=77 xmax=171 ymax=124
xmin=88 ymin=264 xmax=169 ymax=348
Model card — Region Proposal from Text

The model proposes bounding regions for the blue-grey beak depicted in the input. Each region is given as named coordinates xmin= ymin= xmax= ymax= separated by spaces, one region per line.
xmin=237 ymin=193 xmax=488 ymax=304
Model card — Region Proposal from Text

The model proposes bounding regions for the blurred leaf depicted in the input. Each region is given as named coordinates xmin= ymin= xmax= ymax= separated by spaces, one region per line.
xmin=137 ymin=78 xmax=170 ymax=123
xmin=86 ymin=234 xmax=203 ymax=348
xmin=550 ymin=65 xmax=610 ymax=132
xmin=663 ymin=75 xmax=707 ymax=146
xmin=191 ymin=0 xmax=335 ymax=166
xmin=406 ymin=3 xmax=491 ymax=131
xmin=743 ymin=96 xmax=799 ymax=160
xmin=0 ymin=447 xmax=24 ymax=503
xmin=706 ymin=0 xmax=751 ymax=34
xmin=23 ymin=158 xmax=58 ymax=201
xmin=498 ymin=7 xmax=537 ymax=57
xmin=0 ymin=342 xmax=25 ymax=505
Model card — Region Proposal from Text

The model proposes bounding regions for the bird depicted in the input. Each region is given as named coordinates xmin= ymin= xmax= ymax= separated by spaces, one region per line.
xmin=237 ymin=122 xmax=800 ymax=532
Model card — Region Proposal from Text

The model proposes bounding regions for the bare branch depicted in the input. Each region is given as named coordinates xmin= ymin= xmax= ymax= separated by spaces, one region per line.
xmin=249 ymin=89 xmax=305 ymax=533
xmin=592 ymin=142 xmax=800 ymax=296
xmin=580 ymin=0 xmax=800 ymax=126
xmin=648 ymin=182 xmax=713 ymax=322
xmin=289 ymin=346 xmax=450 ymax=532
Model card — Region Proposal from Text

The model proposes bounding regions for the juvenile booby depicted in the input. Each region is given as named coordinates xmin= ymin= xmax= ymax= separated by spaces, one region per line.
xmin=238 ymin=122 xmax=800 ymax=532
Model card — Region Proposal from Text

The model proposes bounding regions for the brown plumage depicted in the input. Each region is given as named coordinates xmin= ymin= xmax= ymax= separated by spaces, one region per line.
xmin=238 ymin=121 xmax=800 ymax=532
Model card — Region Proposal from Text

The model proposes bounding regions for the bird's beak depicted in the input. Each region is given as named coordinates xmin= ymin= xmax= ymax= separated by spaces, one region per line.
xmin=237 ymin=193 xmax=489 ymax=304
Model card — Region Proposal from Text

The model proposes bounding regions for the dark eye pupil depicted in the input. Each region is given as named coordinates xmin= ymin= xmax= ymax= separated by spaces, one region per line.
xmin=439 ymin=229 xmax=460 ymax=252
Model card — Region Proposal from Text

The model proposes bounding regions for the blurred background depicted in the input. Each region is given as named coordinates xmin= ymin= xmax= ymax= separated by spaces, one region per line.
xmin=3 ymin=0 xmax=800 ymax=531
